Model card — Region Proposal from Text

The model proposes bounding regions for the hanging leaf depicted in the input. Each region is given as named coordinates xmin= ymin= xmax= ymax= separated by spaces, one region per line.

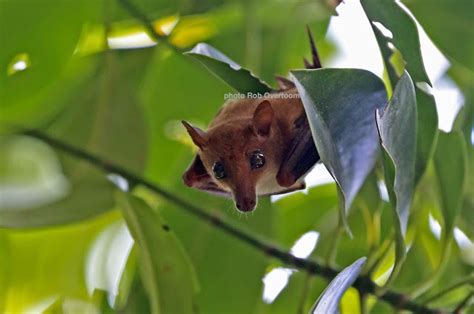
xmin=362 ymin=0 xmax=438 ymax=185
xmin=291 ymin=68 xmax=387 ymax=231
xmin=434 ymin=131 xmax=467 ymax=241
xmin=310 ymin=257 xmax=366 ymax=314
xmin=360 ymin=0 xmax=431 ymax=85
xmin=117 ymin=193 xmax=199 ymax=314
xmin=185 ymin=43 xmax=273 ymax=93
xmin=376 ymin=71 xmax=417 ymax=237
xmin=375 ymin=71 xmax=416 ymax=290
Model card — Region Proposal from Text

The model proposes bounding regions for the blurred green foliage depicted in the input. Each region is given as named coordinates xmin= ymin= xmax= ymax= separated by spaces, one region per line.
xmin=0 ymin=0 xmax=473 ymax=313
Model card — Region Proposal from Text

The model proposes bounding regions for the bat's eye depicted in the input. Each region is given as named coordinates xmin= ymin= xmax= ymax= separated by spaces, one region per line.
xmin=212 ymin=162 xmax=227 ymax=179
xmin=250 ymin=150 xmax=265 ymax=169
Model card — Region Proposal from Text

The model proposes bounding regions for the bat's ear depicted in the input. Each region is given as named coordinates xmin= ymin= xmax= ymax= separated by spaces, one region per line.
xmin=182 ymin=120 xmax=207 ymax=149
xmin=253 ymin=100 xmax=274 ymax=136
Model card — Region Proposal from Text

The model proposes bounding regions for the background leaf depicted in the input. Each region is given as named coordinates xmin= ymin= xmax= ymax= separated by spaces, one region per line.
xmin=434 ymin=131 xmax=467 ymax=240
xmin=310 ymin=257 xmax=366 ymax=314
xmin=403 ymin=0 xmax=474 ymax=71
xmin=185 ymin=43 xmax=273 ymax=93
xmin=291 ymin=69 xmax=387 ymax=229
xmin=118 ymin=192 xmax=198 ymax=314
xmin=360 ymin=0 xmax=430 ymax=85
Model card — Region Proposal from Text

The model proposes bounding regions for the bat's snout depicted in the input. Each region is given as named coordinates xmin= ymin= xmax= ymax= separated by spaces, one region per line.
xmin=235 ymin=196 xmax=257 ymax=212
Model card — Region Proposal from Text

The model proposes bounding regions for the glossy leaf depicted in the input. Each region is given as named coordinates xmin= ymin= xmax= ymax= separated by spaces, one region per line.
xmin=404 ymin=0 xmax=474 ymax=71
xmin=376 ymin=71 xmax=417 ymax=237
xmin=375 ymin=72 xmax=416 ymax=289
xmin=185 ymin=43 xmax=273 ymax=93
xmin=363 ymin=0 xmax=438 ymax=186
xmin=310 ymin=257 xmax=366 ymax=314
xmin=434 ymin=131 xmax=467 ymax=240
xmin=117 ymin=193 xmax=198 ymax=314
xmin=361 ymin=0 xmax=431 ymax=85
xmin=291 ymin=69 xmax=387 ymax=230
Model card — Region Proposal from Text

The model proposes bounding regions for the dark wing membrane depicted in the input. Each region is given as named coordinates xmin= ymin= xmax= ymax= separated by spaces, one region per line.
xmin=277 ymin=114 xmax=320 ymax=187
xmin=183 ymin=155 xmax=231 ymax=197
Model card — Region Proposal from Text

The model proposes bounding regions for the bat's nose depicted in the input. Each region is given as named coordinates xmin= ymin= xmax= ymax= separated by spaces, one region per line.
xmin=236 ymin=197 xmax=256 ymax=212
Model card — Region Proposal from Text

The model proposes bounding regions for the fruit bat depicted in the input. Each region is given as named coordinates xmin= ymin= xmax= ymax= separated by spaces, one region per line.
xmin=182 ymin=27 xmax=321 ymax=212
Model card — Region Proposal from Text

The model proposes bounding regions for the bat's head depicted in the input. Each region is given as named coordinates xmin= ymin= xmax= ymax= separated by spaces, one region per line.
xmin=182 ymin=100 xmax=281 ymax=212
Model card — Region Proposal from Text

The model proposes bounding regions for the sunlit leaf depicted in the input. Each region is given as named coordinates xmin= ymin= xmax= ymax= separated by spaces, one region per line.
xmin=185 ymin=43 xmax=273 ymax=93
xmin=434 ymin=131 xmax=467 ymax=240
xmin=1 ymin=210 xmax=121 ymax=313
xmin=404 ymin=0 xmax=474 ymax=71
xmin=291 ymin=69 xmax=387 ymax=231
xmin=360 ymin=0 xmax=430 ymax=85
xmin=310 ymin=257 xmax=366 ymax=314
xmin=0 ymin=0 xmax=98 ymax=116
xmin=117 ymin=192 xmax=199 ymax=314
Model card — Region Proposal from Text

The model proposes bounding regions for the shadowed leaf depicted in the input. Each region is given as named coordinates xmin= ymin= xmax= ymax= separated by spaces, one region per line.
xmin=291 ymin=69 xmax=387 ymax=232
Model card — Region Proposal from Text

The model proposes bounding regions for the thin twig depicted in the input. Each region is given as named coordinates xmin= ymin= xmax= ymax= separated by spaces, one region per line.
xmin=116 ymin=0 xmax=183 ymax=54
xmin=23 ymin=129 xmax=444 ymax=314
xmin=422 ymin=274 xmax=474 ymax=304
xmin=454 ymin=291 xmax=473 ymax=314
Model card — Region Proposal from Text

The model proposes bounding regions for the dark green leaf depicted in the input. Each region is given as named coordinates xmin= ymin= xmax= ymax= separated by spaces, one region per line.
xmin=310 ymin=257 xmax=366 ymax=314
xmin=117 ymin=193 xmax=198 ymax=314
xmin=185 ymin=43 xmax=273 ymax=93
xmin=414 ymin=88 xmax=438 ymax=184
xmin=434 ymin=131 xmax=467 ymax=240
xmin=361 ymin=0 xmax=430 ymax=85
xmin=291 ymin=69 xmax=387 ymax=230
xmin=376 ymin=71 xmax=417 ymax=237
xmin=375 ymin=71 xmax=416 ymax=290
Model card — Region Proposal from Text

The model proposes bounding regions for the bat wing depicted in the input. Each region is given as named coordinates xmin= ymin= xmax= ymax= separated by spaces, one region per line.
xmin=277 ymin=114 xmax=320 ymax=187
xmin=183 ymin=154 xmax=231 ymax=197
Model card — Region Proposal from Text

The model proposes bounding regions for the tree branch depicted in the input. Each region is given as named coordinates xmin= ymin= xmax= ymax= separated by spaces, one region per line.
xmin=116 ymin=0 xmax=183 ymax=53
xmin=23 ymin=129 xmax=444 ymax=314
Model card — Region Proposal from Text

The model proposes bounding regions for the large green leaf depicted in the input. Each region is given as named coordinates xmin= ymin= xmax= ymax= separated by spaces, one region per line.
xmin=185 ymin=43 xmax=273 ymax=93
xmin=434 ymin=131 xmax=467 ymax=240
xmin=1 ymin=49 xmax=151 ymax=228
xmin=360 ymin=0 xmax=430 ymax=85
xmin=404 ymin=0 xmax=474 ymax=71
xmin=375 ymin=71 xmax=417 ymax=289
xmin=0 ymin=210 xmax=121 ymax=313
xmin=376 ymin=71 xmax=417 ymax=237
xmin=0 ymin=0 xmax=99 ymax=124
xmin=362 ymin=0 xmax=438 ymax=186
xmin=310 ymin=257 xmax=366 ymax=314
xmin=117 ymin=193 xmax=198 ymax=314
xmin=291 ymin=69 xmax=387 ymax=230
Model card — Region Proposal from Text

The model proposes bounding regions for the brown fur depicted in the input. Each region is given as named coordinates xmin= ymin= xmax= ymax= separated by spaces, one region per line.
xmin=183 ymin=88 xmax=306 ymax=212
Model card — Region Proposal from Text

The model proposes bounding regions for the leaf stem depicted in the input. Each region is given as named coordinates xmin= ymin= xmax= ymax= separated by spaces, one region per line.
xmin=116 ymin=0 xmax=183 ymax=54
xmin=23 ymin=128 xmax=445 ymax=314
xmin=422 ymin=273 xmax=474 ymax=305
